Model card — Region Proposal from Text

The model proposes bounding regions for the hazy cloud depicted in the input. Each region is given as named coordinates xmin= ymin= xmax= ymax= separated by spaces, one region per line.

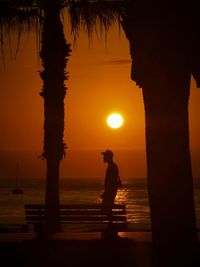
xmin=101 ymin=59 xmax=131 ymax=65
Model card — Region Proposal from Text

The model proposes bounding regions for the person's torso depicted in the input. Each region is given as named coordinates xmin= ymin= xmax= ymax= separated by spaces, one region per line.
xmin=105 ymin=162 xmax=119 ymax=192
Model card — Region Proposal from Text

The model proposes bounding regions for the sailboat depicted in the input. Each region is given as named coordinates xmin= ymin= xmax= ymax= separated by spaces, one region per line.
xmin=12 ymin=162 xmax=23 ymax=194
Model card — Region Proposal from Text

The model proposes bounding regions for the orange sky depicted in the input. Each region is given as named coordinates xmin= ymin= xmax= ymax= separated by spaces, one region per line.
xmin=0 ymin=18 xmax=200 ymax=182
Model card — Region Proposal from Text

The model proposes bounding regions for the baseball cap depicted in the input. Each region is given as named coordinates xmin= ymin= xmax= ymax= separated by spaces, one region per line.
xmin=101 ymin=149 xmax=113 ymax=157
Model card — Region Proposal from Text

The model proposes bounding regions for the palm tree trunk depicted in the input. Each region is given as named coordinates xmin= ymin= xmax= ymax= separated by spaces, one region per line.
xmin=121 ymin=10 xmax=198 ymax=253
xmin=40 ymin=4 xmax=71 ymax=233
xmin=142 ymin=76 xmax=198 ymax=266
xmin=143 ymin=77 xmax=197 ymax=246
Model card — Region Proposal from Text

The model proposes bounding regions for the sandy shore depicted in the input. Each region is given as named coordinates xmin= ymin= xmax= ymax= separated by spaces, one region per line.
xmin=0 ymin=236 xmax=152 ymax=267
xmin=0 ymin=232 xmax=200 ymax=267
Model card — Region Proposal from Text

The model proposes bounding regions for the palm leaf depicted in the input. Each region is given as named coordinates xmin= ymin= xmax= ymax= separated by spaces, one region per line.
xmin=0 ymin=0 xmax=126 ymax=62
xmin=67 ymin=0 xmax=124 ymax=38
xmin=0 ymin=0 xmax=125 ymax=38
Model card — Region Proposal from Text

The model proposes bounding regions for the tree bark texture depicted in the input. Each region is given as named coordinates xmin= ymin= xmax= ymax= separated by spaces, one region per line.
xmin=40 ymin=3 xmax=71 ymax=233
xmin=122 ymin=2 xmax=198 ymax=248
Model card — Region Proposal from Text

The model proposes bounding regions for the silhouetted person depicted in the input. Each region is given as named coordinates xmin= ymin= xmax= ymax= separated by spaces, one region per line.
xmin=101 ymin=150 xmax=121 ymax=229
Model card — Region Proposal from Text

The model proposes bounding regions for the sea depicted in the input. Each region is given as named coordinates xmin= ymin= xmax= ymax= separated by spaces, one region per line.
xmin=0 ymin=178 xmax=200 ymax=232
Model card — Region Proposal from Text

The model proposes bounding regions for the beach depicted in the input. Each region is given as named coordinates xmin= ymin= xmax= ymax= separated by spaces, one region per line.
xmin=0 ymin=234 xmax=151 ymax=267
xmin=0 ymin=232 xmax=200 ymax=267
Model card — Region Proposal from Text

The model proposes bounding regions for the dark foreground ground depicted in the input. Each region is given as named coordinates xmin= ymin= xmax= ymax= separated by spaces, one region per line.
xmin=0 ymin=238 xmax=151 ymax=267
xmin=0 ymin=232 xmax=200 ymax=267
xmin=0 ymin=238 xmax=153 ymax=267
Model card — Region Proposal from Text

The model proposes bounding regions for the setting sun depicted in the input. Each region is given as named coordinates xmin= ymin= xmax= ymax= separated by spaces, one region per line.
xmin=107 ymin=113 xmax=124 ymax=129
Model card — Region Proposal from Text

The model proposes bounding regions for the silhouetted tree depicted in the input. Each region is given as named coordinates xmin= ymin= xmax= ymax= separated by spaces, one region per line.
xmin=39 ymin=1 xmax=71 ymax=233
xmin=0 ymin=0 xmax=72 ymax=233
xmin=122 ymin=1 xmax=199 ymax=262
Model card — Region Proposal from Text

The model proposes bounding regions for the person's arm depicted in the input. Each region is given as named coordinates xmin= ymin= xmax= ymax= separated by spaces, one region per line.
xmin=117 ymin=176 xmax=122 ymax=187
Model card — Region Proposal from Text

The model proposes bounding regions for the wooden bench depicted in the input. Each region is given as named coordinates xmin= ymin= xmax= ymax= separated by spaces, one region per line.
xmin=24 ymin=203 xmax=127 ymax=233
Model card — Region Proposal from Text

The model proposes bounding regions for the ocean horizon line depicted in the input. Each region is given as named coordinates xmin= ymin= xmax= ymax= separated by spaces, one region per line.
xmin=0 ymin=176 xmax=148 ymax=187
xmin=1 ymin=176 xmax=200 ymax=188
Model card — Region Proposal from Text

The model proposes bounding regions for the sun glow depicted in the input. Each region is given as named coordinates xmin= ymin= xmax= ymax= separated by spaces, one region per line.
xmin=107 ymin=113 xmax=124 ymax=129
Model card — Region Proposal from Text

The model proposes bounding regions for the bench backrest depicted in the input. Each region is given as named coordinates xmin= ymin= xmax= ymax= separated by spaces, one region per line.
xmin=25 ymin=203 xmax=127 ymax=226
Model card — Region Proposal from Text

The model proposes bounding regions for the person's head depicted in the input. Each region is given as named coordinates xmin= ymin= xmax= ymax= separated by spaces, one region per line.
xmin=101 ymin=150 xmax=113 ymax=163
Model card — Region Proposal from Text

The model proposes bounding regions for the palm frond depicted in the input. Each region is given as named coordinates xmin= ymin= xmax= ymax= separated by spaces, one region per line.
xmin=67 ymin=0 xmax=125 ymax=38
xmin=0 ymin=0 xmax=43 ymax=62
xmin=0 ymin=0 xmax=127 ymax=59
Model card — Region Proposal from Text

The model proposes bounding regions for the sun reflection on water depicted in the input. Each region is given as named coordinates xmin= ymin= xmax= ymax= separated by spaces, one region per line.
xmin=115 ymin=188 xmax=128 ymax=203
xmin=115 ymin=186 xmax=151 ymax=229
